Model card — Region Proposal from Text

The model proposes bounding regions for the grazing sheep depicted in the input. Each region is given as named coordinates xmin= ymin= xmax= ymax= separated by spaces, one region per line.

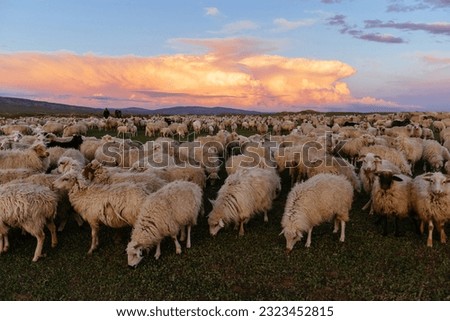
xmin=422 ymin=140 xmax=450 ymax=172
xmin=0 ymin=183 xmax=58 ymax=262
xmin=126 ymin=181 xmax=203 ymax=267
xmin=0 ymin=143 xmax=50 ymax=172
xmin=53 ymin=171 xmax=151 ymax=254
xmin=208 ymin=168 xmax=281 ymax=236
xmin=371 ymin=170 xmax=412 ymax=236
xmin=410 ymin=172 xmax=450 ymax=247
xmin=62 ymin=123 xmax=87 ymax=137
xmin=42 ymin=121 xmax=64 ymax=135
xmin=393 ymin=137 xmax=423 ymax=173
xmin=280 ymin=174 xmax=353 ymax=253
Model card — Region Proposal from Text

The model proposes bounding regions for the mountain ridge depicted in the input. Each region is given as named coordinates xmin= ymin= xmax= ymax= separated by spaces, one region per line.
xmin=0 ymin=96 xmax=266 ymax=116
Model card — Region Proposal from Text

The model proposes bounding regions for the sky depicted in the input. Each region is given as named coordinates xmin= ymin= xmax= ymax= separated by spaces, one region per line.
xmin=0 ymin=0 xmax=449 ymax=112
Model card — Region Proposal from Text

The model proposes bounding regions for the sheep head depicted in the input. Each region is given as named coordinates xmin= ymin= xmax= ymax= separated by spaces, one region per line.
xmin=280 ymin=228 xmax=303 ymax=254
xmin=375 ymin=170 xmax=403 ymax=191
xmin=32 ymin=143 xmax=50 ymax=158
xmin=207 ymin=208 xmax=225 ymax=236
xmin=422 ymin=172 xmax=450 ymax=196
xmin=126 ymin=241 xmax=144 ymax=268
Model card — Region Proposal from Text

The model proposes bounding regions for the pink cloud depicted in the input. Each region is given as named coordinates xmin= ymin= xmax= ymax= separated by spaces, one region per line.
xmin=0 ymin=40 xmax=369 ymax=111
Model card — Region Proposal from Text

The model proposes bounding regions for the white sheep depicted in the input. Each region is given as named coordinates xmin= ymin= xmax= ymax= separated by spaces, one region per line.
xmin=360 ymin=145 xmax=411 ymax=175
xmin=126 ymin=180 xmax=203 ymax=267
xmin=280 ymin=173 xmax=353 ymax=253
xmin=208 ymin=168 xmax=281 ymax=236
xmin=393 ymin=137 xmax=423 ymax=173
xmin=410 ymin=172 xmax=450 ymax=247
xmin=337 ymin=134 xmax=375 ymax=164
xmin=0 ymin=143 xmax=50 ymax=172
xmin=371 ymin=170 xmax=412 ymax=236
xmin=53 ymin=171 xmax=151 ymax=254
xmin=422 ymin=139 xmax=450 ymax=172
xmin=0 ymin=182 xmax=58 ymax=262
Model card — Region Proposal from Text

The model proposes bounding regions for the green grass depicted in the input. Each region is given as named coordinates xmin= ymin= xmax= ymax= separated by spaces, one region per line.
xmin=0 ymin=128 xmax=449 ymax=301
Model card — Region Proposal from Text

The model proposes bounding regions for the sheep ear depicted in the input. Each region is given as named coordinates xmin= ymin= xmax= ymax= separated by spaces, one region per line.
xmin=422 ymin=173 xmax=433 ymax=181
xmin=374 ymin=155 xmax=382 ymax=162
xmin=219 ymin=219 xmax=225 ymax=228
xmin=392 ymin=175 xmax=403 ymax=182
xmin=357 ymin=155 xmax=366 ymax=162
xmin=208 ymin=198 xmax=216 ymax=206
xmin=279 ymin=229 xmax=285 ymax=236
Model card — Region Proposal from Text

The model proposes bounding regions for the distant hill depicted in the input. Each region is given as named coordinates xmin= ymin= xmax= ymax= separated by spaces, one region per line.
xmin=0 ymin=96 xmax=265 ymax=117
xmin=123 ymin=106 xmax=264 ymax=115
xmin=0 ymin=96 xmax=101 ymax=116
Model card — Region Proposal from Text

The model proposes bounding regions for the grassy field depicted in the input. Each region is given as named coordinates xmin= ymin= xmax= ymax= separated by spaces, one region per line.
xmin=0 ymin=127 xmax=449 ymax=300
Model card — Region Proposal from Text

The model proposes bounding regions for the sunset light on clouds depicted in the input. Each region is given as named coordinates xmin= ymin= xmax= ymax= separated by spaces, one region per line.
xmin=1 ymin=0 xmax=449 ymax=112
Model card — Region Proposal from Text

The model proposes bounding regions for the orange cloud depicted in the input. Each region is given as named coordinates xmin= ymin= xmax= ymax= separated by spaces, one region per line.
xmin=0 ymin=41 xmax=360 ymax=111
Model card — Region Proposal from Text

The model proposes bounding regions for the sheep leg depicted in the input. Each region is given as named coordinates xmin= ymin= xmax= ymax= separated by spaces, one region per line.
xmin=173 ymin=236 xmax=182 ymax=255
xmin=186 ymin=225 xmax=192 ymax=249
xmin=437 ymin=222 xmax=447 ymax=244
xmin=339 ymin=221 xmax=346 ymax=242
xmin=305 ymin=227 xmax=313 ymax=248
xmin=427 ymin=220 xmax=434 ymax=247
xmin=74 ymin=213 xmax=84 ymax=227
xmin=0 ymin=224 xmax=9 ymax=252
xmin=362 ymin=198 xmax=372 ymax=211
xmin=333 ymin=218 xmax=339 ymax=233
xmin=263 ymin=211 xmax=268 ymax=223
xmin=420 ymin=220 xmax=425 ymax=235
xmin=32 ymin=230 xmax=45 ymax=262
xmin=239 ymin=221 xmax=245 ymax=236
xmin=88 ymin=224 xmax=99 ymax=255
xmin=3 ymin=234 xmax=9 ymax=252
xmin=180 ymin=226 xmax=186 ymax=242
xmin=46 ymin=220 xmax=58 ymax=248
xmin=154 ymin=243 xmax=161 ymax=260
xmin=57 ymin=217 xmax=68 ymax=232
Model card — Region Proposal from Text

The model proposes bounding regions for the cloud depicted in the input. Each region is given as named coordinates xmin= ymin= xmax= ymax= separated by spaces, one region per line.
xmin=272 ymin=18 xmax=315 ymax=32
xmin=358 ymin=33 xmax=406 ymax=43
xmin=421 ymin=54 xmax=450 ymax=64
xmin=204 ymin=7 xmax=220 ymax=16
xmin=211 ymin=20 xmax=259 ymax=34
xmin=365 ymin=19 xmax=450 ymax=36
xmin=0 ymin=42 xmax=360 ymax=110
xmin=326 ymin=15 xmax=407 ymax=43
xmin=386 ymin=0 xmax=450 ymax=12
xmin=321 ymin=0 xmax=342 ymax=3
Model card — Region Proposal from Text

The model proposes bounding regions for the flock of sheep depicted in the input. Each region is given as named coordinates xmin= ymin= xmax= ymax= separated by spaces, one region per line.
xmin=0 ymin=111 xmax=450 ymax=267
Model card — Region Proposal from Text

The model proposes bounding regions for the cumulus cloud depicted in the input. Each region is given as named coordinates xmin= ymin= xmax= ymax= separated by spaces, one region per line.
xmin=0 ymin=41 xmax=362 ymax=110
xmin=204 ymin=7 xmax=220 ymax=16
xmin=272 ymin=18 xmax=315 ymax=32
